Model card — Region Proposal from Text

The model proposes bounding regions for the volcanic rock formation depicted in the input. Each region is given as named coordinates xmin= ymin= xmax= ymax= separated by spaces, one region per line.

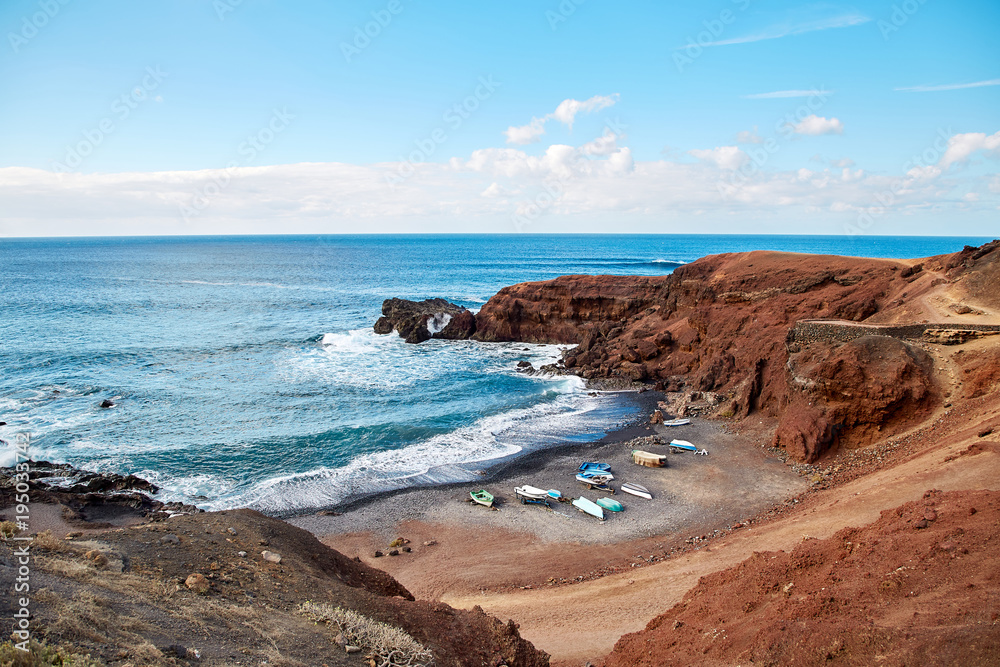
xmin=375 ymin=240 xmax=1000 ymax=463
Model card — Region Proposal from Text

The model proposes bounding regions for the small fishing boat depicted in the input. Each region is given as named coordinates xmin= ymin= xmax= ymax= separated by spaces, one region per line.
xmin=572 ymin=496 xmax=605 ymax=521
xmin=578 ymin=462 xmax=611 ymax=473
xmin=576 ymin=473 xmax=615 ymax=494
xmin=669 ymin=439 xmax=709 ymax=455
xmin=596 ymin=497 xmax=623 ymax=512
xmin=469 ymin=489 xmax=494 ymax=507
xmin=621 ymin=482 xmax=652 ymax=500
xmin=632 ymin=450 xmax=667 ymax=468
xmin=576 ymin=470 xmax=614 ymax=483
xmin=663 ymin=418 xmax=690 ymax=427
xmin=515 ymin=485 xmax=551 ymax=506
xmin=547 ymin=489 xmax=562 ymax=500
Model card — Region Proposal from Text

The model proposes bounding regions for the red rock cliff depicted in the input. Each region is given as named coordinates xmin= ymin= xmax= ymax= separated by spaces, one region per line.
xmin=472 ymin=241 xmax=1000 ymax=462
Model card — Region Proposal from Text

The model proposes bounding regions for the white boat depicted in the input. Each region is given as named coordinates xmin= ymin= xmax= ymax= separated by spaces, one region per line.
xmin=620 ymin=482 xmax=652 ymax=500
xmin=663 ymin=418 xmax=690 ymax=426
xmin=514 ymin=485 xmax=549 ymax=500
xmin=572 ymin=496 xmax=605 ymax=521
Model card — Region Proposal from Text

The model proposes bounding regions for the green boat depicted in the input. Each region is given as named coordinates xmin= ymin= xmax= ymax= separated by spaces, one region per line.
xmin=470 ymin=489 xmax=494 ymax=508
xmin=596 ymin=497 xmax=623 ymax=512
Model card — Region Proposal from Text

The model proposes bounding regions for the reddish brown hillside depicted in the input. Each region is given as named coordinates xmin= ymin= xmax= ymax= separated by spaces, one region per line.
xmin=602 ymin=489 xmax=1000 ymax=667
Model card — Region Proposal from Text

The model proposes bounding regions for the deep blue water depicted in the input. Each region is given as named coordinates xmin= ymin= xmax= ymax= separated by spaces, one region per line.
xmin=0 ymin=234 xmax=991 ymax=513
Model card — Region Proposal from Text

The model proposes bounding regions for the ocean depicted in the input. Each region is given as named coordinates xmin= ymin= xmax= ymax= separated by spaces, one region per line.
xmin=0 ymin=234 xmax=991 ymax=514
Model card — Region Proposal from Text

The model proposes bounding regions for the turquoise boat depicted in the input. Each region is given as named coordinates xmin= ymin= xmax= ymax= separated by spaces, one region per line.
xmin=596 ymin=497 xmax=623 ymax=512
xmin=572 ymin=496 xmax=605 ymax=521
xmin=469 ymin=489 xmax=494 ymax=507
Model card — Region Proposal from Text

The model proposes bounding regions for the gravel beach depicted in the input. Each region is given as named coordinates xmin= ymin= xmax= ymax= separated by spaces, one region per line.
xmin=291 ymin=390 xmax=807 ymax=546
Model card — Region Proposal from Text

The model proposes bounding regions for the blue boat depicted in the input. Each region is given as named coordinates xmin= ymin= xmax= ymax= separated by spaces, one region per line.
xmin=579 ymin=462 xmax=611 ymax=473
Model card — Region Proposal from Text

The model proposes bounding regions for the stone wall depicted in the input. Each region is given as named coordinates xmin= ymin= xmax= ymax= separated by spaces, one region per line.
xmin=790 ymin=319 xmax=1000 ymax=345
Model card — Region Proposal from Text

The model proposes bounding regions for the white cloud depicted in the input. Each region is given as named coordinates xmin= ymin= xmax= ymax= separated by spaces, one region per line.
xmin=895 ymin=78 xmax=1000 ymax=93
xmin=580 ymin=129 xmax=622 ymax=156
xmin=736 ymin=127 xmax=764 ymax=144
xmin=504 ymin=94 xmax=619 ymax=144
xmin=1 ymin=127 xmax=997 ymax=236
xmin=695 ymin=13 xmax=869 ymax=47
xmin=939 ymin=131 xmax=1000 ymax=169
xmin=831 ymin=157 xmax=855 ymax=168
xmin=688 ymin=146 xmax=749 ymax=170
xmin=481 ymin=182 xmax=509 ymax=198
xmin=788 ymin=115 xmax=844 ymax=136
xmin=551 ymin=95 xmax=619 ymax=129
xmin=742 ymin=89 xmax=833 ymax=99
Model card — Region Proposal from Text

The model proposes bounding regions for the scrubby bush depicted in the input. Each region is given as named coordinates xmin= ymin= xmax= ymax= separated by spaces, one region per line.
xmin=299 ymin=602 xmax=433 ymax=667
xmin=0 ymin=639 xmax=104 ymax=666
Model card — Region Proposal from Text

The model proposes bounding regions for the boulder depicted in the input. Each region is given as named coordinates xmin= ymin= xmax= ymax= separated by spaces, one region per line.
xmin=373 ymin=298 xmax=476 ymax=344
xmin=185 ymin=573 xmax=210 ymax=594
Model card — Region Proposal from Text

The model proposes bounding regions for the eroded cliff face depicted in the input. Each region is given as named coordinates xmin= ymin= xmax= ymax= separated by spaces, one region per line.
xmin=468 ymin=242 xmax=1000 ymax=462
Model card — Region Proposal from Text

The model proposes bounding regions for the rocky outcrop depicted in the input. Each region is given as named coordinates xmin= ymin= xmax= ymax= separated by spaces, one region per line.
xmin=374 ymin=297 xmax=477 ymax=343
xmin=0 ymin=460 xmax=201 ymax=525
xmin=471 ymin=275 xmax=668 ymax=344
xmin=774 ymin=336 xmax=938 ymax=462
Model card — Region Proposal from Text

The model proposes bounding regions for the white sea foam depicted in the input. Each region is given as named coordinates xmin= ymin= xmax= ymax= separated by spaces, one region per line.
xmin=426 ymin=312 xmax=452 ymax=334
xmin=201 ymin=382 xmax=619 ymax=514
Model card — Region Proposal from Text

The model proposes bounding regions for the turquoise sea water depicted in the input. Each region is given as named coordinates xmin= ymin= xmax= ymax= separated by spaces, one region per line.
xmin=0 ymin=234 xmax=991 ymax=514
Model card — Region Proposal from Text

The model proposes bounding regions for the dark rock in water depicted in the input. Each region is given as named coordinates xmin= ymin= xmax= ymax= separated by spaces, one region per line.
xmin=99 ymin=399 xmax=115 ymax=408
xmin=436 ymin=308 xmax=477 ymax=340
xmin=516 ymin=360 xmax=533 ymax=368
xmin=0 ymin=422 xmax=6 ymax=426
xmin=374 ymin=297 xmax=476 ymax=344
xmin=0 ymin=461 xmax=200 ymax=527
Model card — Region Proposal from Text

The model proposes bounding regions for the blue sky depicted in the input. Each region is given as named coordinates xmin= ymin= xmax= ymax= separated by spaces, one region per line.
xmin=0 ymin=0 xmax=997 ymax=235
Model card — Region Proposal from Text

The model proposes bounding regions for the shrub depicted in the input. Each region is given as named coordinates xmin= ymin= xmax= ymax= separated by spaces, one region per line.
xmin=0 ymin=639 xmax=104 ymax=666
xmin=299 ymin=602 xmax=433 ymax=667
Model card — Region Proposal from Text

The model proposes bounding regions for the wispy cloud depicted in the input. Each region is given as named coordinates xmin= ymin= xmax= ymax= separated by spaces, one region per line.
xmin=505 ymin=94 xmax=619 ymax=144
xmin=694 ymin=12 xmax=869 ymax=47
xmin=894 ymin=78 xmax=1000 ymax=93
xmin=785 ymin=115 xmax=844 ymax=136
xmin=742 ymin=89 xmax=833 ymax=99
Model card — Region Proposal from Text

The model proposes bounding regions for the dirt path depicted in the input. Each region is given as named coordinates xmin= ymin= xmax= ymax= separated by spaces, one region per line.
xmin=441 ymin=430 xmax=1000 ymax=664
